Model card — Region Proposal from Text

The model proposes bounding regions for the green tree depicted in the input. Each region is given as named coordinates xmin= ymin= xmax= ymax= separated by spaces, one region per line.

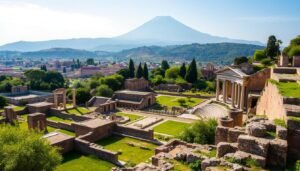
xmin=63 ymin=67 xmax=66 ymax=73
xmin=150 ymin=75 xmax=167 ymax=86
xmin=40 ymin=65 xmax=47 ymax=71
xmin=136 ymin=63 xmax=143 ymax=78
xmin=179 ymin=119 xmax=217 ymax=144
xmin=100 ymin=74 xmax=124 ymax=91
xmin=179 ymin=63 xmax=186 ymax=78
xmin=150 ymin=67 xmax=165 ymax=78
xmin=161 ymin=60 xmax=170 ymax=71
xmin=165 ymin=67 xmax=180 ymax=79
xmin=129 ymin=59 xmax=135 ymax=78
xmin=0 ymin=125 xmax=61 ymax=171
xmin=265 ymin=35 xmax=281 ymax=60
xmin=75 ymin=88 xmax=91 ymax=105
xmin=288 ymin=46 xmax=300 ymax=57
xmin=44 ymin=71 xmax=65 ymax=90
xmin=253 ymin=50 xmax=267 ymax=61
xmin=234 ymin=56 xmax=248 ymax=65
xmin=86 ymin=58 xmax=95 ymax=65
xmin=117 ymin=68 xmax=130 ymax=79
xmin=0 ymin=96 xmax=7 ymax=108
xmin=89 ymin=80 xmax=100 ymax=89
xmin=96 ymin=85 xmax=113 ymax=97
xmin=143 ymin=63 xmax=149 ymax=80
xmin=185 ymin=59 xmax=198 ymax=83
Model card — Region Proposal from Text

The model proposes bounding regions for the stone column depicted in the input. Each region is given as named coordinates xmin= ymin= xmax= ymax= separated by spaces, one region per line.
xmin=237 ymin=84 xmax=241 ymax=108
xmin=231 ymin=82 xmax=235 ymax=107
xmin=240 ymin=85 xmax=245 ymax=110
xmin=72 ymin=89 xmax=77 ymax=107
xmin=234 ymin=83 xmax=237 ymax=106
xmin=54 ymin=94 xmax=57 ymax=108
xmin=63 ymin=90 xmax=67 ymax=109
xmin=216 ymin=79 xmax=220 ymax=101
xmin=222 ymin=80 xmax=226 ymax=103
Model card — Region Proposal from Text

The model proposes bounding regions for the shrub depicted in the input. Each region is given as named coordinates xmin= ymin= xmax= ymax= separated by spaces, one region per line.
xmin=96 ymin=85 xmax=113 ymax=97
xmin=288 ymin=46 xmax=300 ymax=57
xmin=253 ymin=50 xmax=267 ymax=61
xmin=179 ymin=119 xmax=218 ymax=144
xmin=260 ymin=58 xmax=272 ymax=66
xmin=274 ymin=119 xmax=287 ymax=128
xmin=0 ymin=96 xmax=7 ymax=108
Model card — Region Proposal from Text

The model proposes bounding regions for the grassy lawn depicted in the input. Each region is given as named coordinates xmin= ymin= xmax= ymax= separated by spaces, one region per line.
xmin=115 ymin=112 xmax=143 ymax=123
xmin=276 ymin=82 xmax=300 ymax=98
xmin=56 ymin=152 xmax=115 ymax=171
xmin=155 ymin=90 xmax=213 ymax=96
xmin=13 ymin=106 xmax=25 ymax=111
xmin=65 ymin=107 xmax=91 ymax=115
xmin=153 ymin=120 xmax=190 ymax=136
xmin=47 ymin=116 xmax=73 ymax=123
xmin=155 ymin=95 xmax=204 ymax=109
xmin=96 ymin=135 xmax=157 ymax=166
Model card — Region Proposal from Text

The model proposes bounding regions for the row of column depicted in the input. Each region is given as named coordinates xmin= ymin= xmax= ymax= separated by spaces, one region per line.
xmin=216 ymin=79 xmax=245 ymax=110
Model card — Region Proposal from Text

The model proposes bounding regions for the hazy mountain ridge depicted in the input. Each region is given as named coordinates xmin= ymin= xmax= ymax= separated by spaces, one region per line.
xmin=0 ymin=16 xmax=263 ymax=52
xmin=0 ymin=43 xmax=264 ymax=64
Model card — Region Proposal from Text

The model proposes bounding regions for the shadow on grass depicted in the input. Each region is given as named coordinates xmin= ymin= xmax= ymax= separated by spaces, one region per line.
xmin=61 ymin=151 xmax=81 ymax=163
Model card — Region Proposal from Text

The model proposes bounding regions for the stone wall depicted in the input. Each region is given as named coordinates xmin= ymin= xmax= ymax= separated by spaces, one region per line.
xmin=52 ymin=136 xmax=75 ymax=154
xmin=74 ymin=137 xmax=119 ymax=165
xmin=247 ymin=68 xmax=271 ymax=91
xmin=114 ymin=125 xmax=154 ymax=141
xmin=256 ymin=81 xmax=287 ymax=120
xmin=72 ymin=121 xmax=115 ymax=142
xmin=46 ymin=120 xmax=74 ymax=132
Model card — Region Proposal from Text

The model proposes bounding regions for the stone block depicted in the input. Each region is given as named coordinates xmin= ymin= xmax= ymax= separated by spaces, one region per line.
xmin=276 ymin=126 xmax=287 ymax=140
xmin=267 ymin=139 xmax=287 ymax=169
xmin=217 ymin=142 xmax=238 ymax=158
xmin=260 ymin=120 xmax=276 ymax=132
xmin=201 ymin=157 xmax=221 ymax=171
xmin=215 ymin=126 xmax=229 ymax=145
xmin=237 ymin=135 xmax=269 ymax=157
xmin=228 ymin=127 xmax=246 ymax=143
xmin=246 ymin=122 xmax=267 ymax=137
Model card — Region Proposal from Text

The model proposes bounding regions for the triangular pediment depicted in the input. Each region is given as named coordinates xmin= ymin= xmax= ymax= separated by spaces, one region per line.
xmin=216 ymin=67 xmax=246 ymax=78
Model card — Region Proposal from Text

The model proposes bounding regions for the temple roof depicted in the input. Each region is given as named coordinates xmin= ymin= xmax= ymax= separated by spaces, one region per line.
xmin=216 ymin=67 xmax=248 ymax=78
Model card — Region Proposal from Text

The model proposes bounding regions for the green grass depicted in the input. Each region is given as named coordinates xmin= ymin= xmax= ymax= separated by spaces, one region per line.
xmin=156 ymin=90 xmax=213 ymax=96
xmin=288 ymin=116 xmax=300 ymax=122
xmin=13 ymin=106 xmax=25 ymax=111
xmin=55 ymin=152 xmax=115 ymax=171
xmin=153 ymin=120 xmax=190 ymax=136
xmin=170 ymin=160 xmax=192 ymax=171
xmin=274 ymin=119 xmax=287 ymax=128
xmin=155 ymin=95 xmax=204 ymax=109
xmin=65 ymin=107 xmax=91 ymax=115
xmin=196 ymin=149 xmax=217 ymax=158
xmin=266 ymin=131 xmax=276 ymax=138
xmin=47 ymin=116 xmax=73 ymax=123
xmin=270 ymin=80 xmax=300 ymax=98
xmin=115 ymin=112 xmax=143 ymax=123
xmin=96 ymin=135 xmax=157 ymax=166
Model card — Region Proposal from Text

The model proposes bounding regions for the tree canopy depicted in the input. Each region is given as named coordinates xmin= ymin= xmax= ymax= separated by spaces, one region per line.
xmin=185 ymin=59 xmax=198 ymax=83
xmin=96 ymin=85 xmax=113 ymax=97
xmin=265 ymin=35 xmax=281 ymax=59
xmin=0 ymin=96 xmax=7 ymax=108
xmin=0 ymin=125 xmax=61 ymax=171
xmin=161 ymin=60 xmax=170 ymax=71
xmin=143 ymin=63 xmax=149 ymax=80
xmin=136 ymin=63 xmax=143 ymax=78
xmin=253 ymin=50 xmax=267 ymax=61
xmin=86 ymin=58 xmax=95 ymax=65
xmin=129 ymin=59 xmax=135 ymax=78
xmin=234 ymin=56 xmax=248 ymax=65
xmin=179 ymin=63 xmax=186 ymax=78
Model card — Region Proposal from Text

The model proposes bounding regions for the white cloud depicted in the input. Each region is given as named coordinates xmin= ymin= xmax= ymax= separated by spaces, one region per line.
xmin=0 ymin=3 xmax=121 ymax=45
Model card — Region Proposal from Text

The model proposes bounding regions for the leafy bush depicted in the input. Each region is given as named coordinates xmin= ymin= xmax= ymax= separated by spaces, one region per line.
xmin=253 ymin=49 xmax=267 ymax=61
xmin=288 ymin=46 xmax=300 ymax=57
xmin=188 ymin=160 xmax=202 ymax=171
xmin=179 ymin=119 xmax=218 ymax=144
xmin=260 ymin=58 xmax=272 ymax=66
xmin=0 ymin=96 xmax=7 ymax=108
xmin=234 ymin=56 xmax=248 ymax=65
xmin=96 ymin=85 xmax=113 ymax=97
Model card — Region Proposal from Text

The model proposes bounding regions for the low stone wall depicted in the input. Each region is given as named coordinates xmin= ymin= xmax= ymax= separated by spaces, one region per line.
xmin=74 ymin=136 xmax=119 ymax=165
xmin=287 ymin=128 xmax=300 ymax=160
xmin=15 ymin=107 xmax=28 ymax=115
xmin=52 ymin=136 xmax=75 ymax=154
xmin=47 ymin=120 xmax=74 ymax=132
xmin=49 ymin=108 xmax=91 ymax=122
xmin=155 ymin=92 xmax=214 ymax=99
xmin=114 ymin=125 xmax=154 ymax=141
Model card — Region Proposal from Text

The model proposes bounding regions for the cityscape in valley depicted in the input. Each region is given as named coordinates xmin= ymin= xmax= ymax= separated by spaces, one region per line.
xmin=0 ymin=0 xmax=300 ymax=171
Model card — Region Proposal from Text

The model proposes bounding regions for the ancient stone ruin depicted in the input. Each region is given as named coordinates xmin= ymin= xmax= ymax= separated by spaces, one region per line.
xmin=27 ymin=113 xmax=47 ymax=131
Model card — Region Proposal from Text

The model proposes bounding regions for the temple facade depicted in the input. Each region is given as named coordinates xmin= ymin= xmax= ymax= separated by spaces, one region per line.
xmin=215 ymin=66 xmax=270 ymax=112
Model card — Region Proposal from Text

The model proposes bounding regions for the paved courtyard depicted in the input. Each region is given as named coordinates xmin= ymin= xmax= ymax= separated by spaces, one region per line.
xmin=193 ymin=103 xmax=228 ymax=119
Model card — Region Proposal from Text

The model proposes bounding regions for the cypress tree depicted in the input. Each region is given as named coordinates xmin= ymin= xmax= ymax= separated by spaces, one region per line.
xmin=136 ymin=63 xmax=143 ymax=78
xmin=185 ymin=59 xmax=198 ymax=83
xmin=179 ymin=63 xmax=186 ymax=78
xmin=161 ymin=60 xmax=170 ymax=71
xmin=265 ymin=35 xmax=281 ymax=60
xmin=129 ymin=59 xmax=135 ymax=78
xmin=143 ymin=63 xmax=149 ymax=80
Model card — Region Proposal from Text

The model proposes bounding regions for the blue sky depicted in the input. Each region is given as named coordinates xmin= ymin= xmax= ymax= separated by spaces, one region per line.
xmin=0 ymin=0 xmax=299 ymax=45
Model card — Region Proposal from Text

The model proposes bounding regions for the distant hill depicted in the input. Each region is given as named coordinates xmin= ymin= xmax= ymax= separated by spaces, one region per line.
xmin=0 ymin=16 xmax=263 ymax=52
xmin=113 ymin=43 xmax=264 ymax=64
xmin=0 ymin=43 xmax=264 ymax=64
